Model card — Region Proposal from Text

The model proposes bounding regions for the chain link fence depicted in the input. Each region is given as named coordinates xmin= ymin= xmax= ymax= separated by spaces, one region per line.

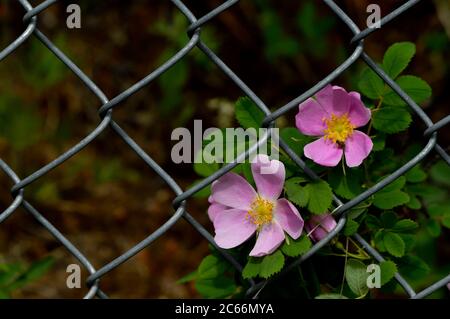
xmin=0 ymin=0 xmax=449 ymax=299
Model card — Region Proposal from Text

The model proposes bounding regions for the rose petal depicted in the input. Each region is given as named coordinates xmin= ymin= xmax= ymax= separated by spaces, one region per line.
xmin=251 ymin=154 xmax=285 ymax=201
xmin=211 ymin=172 xmax=257 ymax=210
xmin=304 ymin=137 xmax=343 ymax=167
xmin=249 ymin=222 xmax=285 ymax=257
xmin=344 ymin=130 xmax=373 ymax=167
xmin=296 ymin=98 xmax=328 ymax=136
xmin=314 ymin=84 xmax=335 ymax=114
xmin=331 ymin=86 xmax=351 ymax=116
xmin=348 ymin=92 xmax=371 ymax=127
xmin=214 ymin=209 xmax=257 ymax=249
xmin=305 ymin=214 xmax=337 ymax=242
xmin=306 ymin=225 xmax=328 ymax=242
xmin=274 ymin=199 xmax=304 ymax=239
xmin=208 ymin=203 xmax=228 ymax=223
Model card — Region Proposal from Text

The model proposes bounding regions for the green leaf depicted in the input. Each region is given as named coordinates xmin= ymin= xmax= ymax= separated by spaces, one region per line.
xmin=426 ymin=219 xmax=441 ymax=237
xmin=8 ymin=257 xmax=54 ymax=290
xmin=177 ymin=271 xmax=197 ymax=284
xmin=315 ymin=293 xmax=348 ymax=299
xmin=380 ymin=211 xmax=398 ymax=228
xmin=400 ymin=234 xmax=416 ymax=252
xmin=197 ymin=255 xmax=228 ymax=280
xmin=284 ymin=178 xmax=309 ymax=207
xmin=373 ymin=177 xmax=410 ymax=209
xmin=427 ymin=203 xmax=450 ymax=218
xmin=365 ymin=215 xmax=381 ymax=230
xmin=344 ymin=219 xmax=359 ymax=236
xmin=430 ymin=160 xmax=450 ymax=186
xmin=281 ymin=235 xmax=312 ymax=257
xmin=373 ymin=190 xmax=410 ymax=210
xmin=242 ymin=250 xmax=285 ymax=279
xmin=391 ymin=219 xmax=418 ymax=232
xmin=398 ymin=256 xmax=430 ymax=280
xmin=259 ymin=250 xmax=285 ymax=278
xmin=242 ymin=258 xmax=261 ymax=280
xmin=195 ymin=277 xmax=236 ymax=298
xmin=280 ymin=128 xmax=313 ymax=157
xmin=383 ymin=76 xmax=432 ymax=106
xmin=380 ymin=260 xmax=398 ymax=286
xmin=345 ymin=259 xmax=369 ymax=297
xmin=234 ymin=97 xmax=265 ymax=129
xmin=304 ymin=180 xmax=333 ymax=214
xmin=372 ymin=106 xmax=412 ymax=134
xmin=374 ymin=230 xmax=386 ymax=252
xmin=358 ymin=67 xmax=385 ymax=99
xmin=382 ymin=42 xmax=415 ymax=79
xmin=383 ymin=232 xmax=405 ymax=257
xmin=372 ymin=134 xmax=386 ymax=151
xmin=406 ymin=195 xmax=421 ymax=210
xmin=442 ymin=216 xmax=450 ymax=229
xmin=405 ymin=165 xmax=427 ymax=183
xmin=328 ymin=168 xmax=363 ymax=200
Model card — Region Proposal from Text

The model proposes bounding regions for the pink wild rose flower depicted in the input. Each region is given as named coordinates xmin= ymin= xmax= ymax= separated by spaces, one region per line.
xmin=305 ymin=214 xmax=337 ymax=242
xmin=296 ymin=85 xmax=373 ymax=167
xmin=209 ymin=155 xmax=304 ymax=257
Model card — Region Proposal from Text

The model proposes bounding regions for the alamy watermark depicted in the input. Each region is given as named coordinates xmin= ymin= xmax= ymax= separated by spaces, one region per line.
xmin=66 ymin=4 xmax=81 ymax=29
xmin=367 ymin=4 xmax=381 ymax=29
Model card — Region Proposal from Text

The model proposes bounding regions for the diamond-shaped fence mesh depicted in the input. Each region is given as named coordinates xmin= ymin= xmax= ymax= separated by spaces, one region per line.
xmin=0 ymin=0 xmax=449 ymax=299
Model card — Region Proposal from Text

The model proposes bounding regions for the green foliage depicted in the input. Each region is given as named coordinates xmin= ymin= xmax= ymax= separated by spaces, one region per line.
xmin=379 ymin=260 xmax=397 ymax=286
xmin=304 ymin=180 xmax=333 ymax=214
xmin=234 ymin=97 xmax=265 ymax=129
xmin=397 ymin=255 xmax=430 ymax=281
xmin=284 ymin=177 xmax=333 ymax=214
xmin=345 ymin=259 xmax=369 ymax=297
xmin=373 ymin=177 xmax=410 ymax=209
xmin=343 ymin=219 xmax=359 ymax=236
xmin=182 ymin=254 xmax=237 ymax=298
xmin=328 ymin=168 xmax=363 ymax=199
xmin=358 ymin=67 xmax=385 ymax=100
xmin=383 ymin=232 xmax=405 ymax=257
xmin=281 ymin=235 xmax=312 ymax=257
xmin=382 ymin=42 xmax=416 ymax=79
xmin=0 ymin=95 xmax=42 ymax=151
xmin=372 ymin=106 xmax=412 ymax=134
xmin=242 ymin=250 xmax=285 ymax=279
xmin=280 ymin=128 xmax=313 ymax=158
xmin=405 ymin=165 xmax=427 ymax=183
xmin=430 ymin=160 xmax=450 ymax=186
xmin=0 ymin=257 xmax=54 ymax=298
xmin=382 ymin=76 xmax=432 ymax=106
xmin=284 ymin=177 xmax=309 ymax=207
xmin=359 ymin=42 xmax=432 ymax=136
xmin=188 ymin=39 xmax=441 ymax=299
xmin=21 ymin=37 xmax=69 ymax=90
xmin=366 ymin=212 xmax=418 ymax=258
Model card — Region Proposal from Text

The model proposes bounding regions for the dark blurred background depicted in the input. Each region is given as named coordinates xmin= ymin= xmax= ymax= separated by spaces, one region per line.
xmin=0 ymin=0 xmax=449 ymax=298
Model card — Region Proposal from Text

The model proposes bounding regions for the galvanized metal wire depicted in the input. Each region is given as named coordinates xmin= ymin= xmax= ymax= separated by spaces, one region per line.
xmin=0 ymin=0 xmax=449 ymax=299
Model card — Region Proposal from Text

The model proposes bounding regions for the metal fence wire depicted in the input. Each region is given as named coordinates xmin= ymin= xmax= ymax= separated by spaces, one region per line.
xmin=1 ymin=0 xmax=449 ymax=299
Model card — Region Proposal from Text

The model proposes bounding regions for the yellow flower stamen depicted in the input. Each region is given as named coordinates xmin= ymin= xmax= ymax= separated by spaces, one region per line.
xmin=323 ymin=113 xmax=355 ymax=144
xmin=246 ymin=196 xmax=274 ymax=229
